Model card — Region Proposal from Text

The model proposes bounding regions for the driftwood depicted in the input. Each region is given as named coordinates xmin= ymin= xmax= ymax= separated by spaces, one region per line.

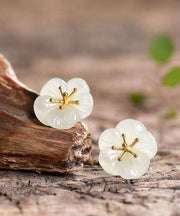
xmin=0 ymin=1 xmax=180 ymax=215
xmin=0 ymin=55 xmax=92 ymax=173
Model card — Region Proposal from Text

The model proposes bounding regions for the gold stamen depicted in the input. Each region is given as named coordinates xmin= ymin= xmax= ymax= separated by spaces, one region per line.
xmin=122 ymin=133 xmax=126 ymax=143
xmin=50 ymin=98 xmax=61 ymax=103
xmin=111 ymin=145 xmax=124 ymax=151
xmin=50 ymin=86 xmax=80 ymax=110
xmin=69 ymin=100 xmax=80 ymax=105
xmin=111 ymin=134 xmax=139 ymax=161
xmin=59 ymin=86 xmax=64 ymax=96
xmin=122 ymin=133 xmax=127 ymax=147
xmin=126 ymin=150 xmax=138 ymax=158
xmin=118 ymin=151 xmax=127 ymax=161
xmin=63 ymin=92 xmax=68 ymax=97
xmin=69 ymin=88 xmax=78 ymax=97
xmin=130 ymin=138 xmax=139 ymax=148
xmin=59 ymin=105 xmax=64 ymax=110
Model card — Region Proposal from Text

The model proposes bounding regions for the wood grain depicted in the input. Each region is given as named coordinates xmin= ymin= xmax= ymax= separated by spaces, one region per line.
xmin=0 ymin=55 xmax=92 ymax=173
xmin=0 ymin=1 xmax=180 ymax=215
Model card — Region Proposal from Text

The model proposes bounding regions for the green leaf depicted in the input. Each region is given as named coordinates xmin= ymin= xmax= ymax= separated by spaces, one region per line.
xmin=149 ymin=34 xmax=174 ymax=63
xmin=163 ymin=110 xmax=178 ymax=119
xmin=163 ymin=67 xmax=180 ymax=87
xmin=129 ymin=93 xmax=146 ymax=106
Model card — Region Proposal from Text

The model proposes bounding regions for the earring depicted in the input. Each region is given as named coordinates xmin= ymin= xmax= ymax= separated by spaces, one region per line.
xmin=34 ymin=78 xmax=93 ymax=129
xmin=98 ymin=119 xmax=157 ymax=179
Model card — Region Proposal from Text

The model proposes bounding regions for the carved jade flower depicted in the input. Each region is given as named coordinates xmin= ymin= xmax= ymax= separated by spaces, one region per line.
xmin=34 ymin=78 xmax=93 ymax=129
xmin=98 ymin=119 xmax=157 ymax=179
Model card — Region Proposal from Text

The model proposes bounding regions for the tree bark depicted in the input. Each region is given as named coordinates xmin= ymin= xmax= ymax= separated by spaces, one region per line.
xmin=0 ymin=54 xmax=92 ymax=173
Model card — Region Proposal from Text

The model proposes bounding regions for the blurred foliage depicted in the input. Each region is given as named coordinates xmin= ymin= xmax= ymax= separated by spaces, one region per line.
xmin=129 ymin=93 xmax=146 ymax=106
xmin=149 ymin=34 xmax=174 ymax=63
xmin=163 ymin=110 xmax=178 ymax=119
xmin=163 ymin=67 xmax=180 ymax=87
xmin=130 ymin=34 xmax=179 ymax=112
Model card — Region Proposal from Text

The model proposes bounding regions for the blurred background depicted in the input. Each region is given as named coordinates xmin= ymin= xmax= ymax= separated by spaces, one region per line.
xmin=0 ymin=0 xmax=180 ymax=153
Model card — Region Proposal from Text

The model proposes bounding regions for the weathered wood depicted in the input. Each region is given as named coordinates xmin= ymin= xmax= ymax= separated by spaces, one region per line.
xmin=0 ymin=1 xmax=180 ymax=215
xmin=0 ymin=55 xmax=92 ymax=173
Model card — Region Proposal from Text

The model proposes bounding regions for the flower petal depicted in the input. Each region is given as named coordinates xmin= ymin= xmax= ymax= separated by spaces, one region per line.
xmin=40 ymin=78 xmax=66 ymax=98
xmin=67 ymin=78 xmax=90 ymax=93
xmin=46 ymin=105 xmax=80 ymax=129
xmin=72 ymin=92 xmax=93 ymax=119
xmin=99 ymin=150 xmax=150 ymax=179
xmin=116 ymin=119 xmax=146 ymax=144
xmin=34 ymin=95 xmax=59 ymax=126
xmin=98 ymin=128 xmax=123 ymax=151
xmin=34 ymin=95 xmax=80 ymax=129
xmin=134 ymin=131 xmax=157 ymax=159
xmin=117 ymin=153 xmax=150 ymax=179
xmin=99 ymin=151 xmax=121 ymax=176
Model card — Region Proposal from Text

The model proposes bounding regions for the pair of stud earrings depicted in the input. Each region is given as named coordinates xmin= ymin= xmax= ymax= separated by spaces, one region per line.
xmin=34 ymin=78 xmax=157 ymax=180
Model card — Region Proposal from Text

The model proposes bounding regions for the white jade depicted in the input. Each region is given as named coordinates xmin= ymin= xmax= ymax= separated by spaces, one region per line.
xmin=34 ymin=78 xmax=93 ymax=129
xmin=98 ymin=119 xmax=157 ymax=179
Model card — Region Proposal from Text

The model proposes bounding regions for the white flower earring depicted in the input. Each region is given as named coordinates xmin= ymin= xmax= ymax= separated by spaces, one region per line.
xmin=98 ymin=119 xmax=157 ymax=179
xmin=34 ymin=78 xmax=93 ymax=129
